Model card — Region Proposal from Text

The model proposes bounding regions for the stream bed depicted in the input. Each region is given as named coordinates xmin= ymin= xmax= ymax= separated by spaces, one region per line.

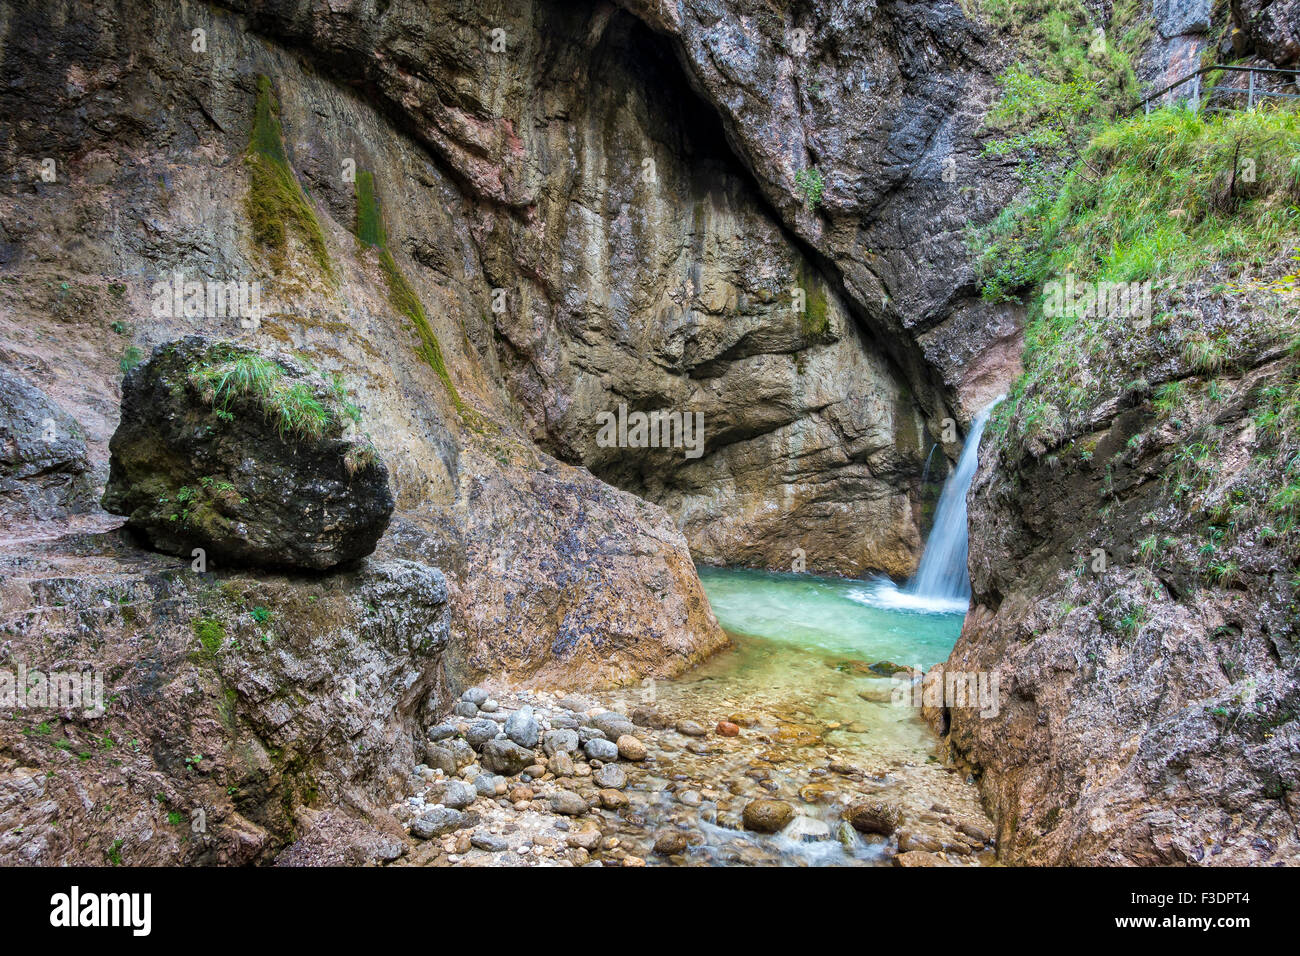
xmin=625 ymin=566 xmax=991 ymax=865
xmin=400 ymin=567 xmax=998 ymax=867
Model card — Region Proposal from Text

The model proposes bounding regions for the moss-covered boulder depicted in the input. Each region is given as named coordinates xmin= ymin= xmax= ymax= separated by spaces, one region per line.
xmin=102 ymin=337 xmax=392 ymax=570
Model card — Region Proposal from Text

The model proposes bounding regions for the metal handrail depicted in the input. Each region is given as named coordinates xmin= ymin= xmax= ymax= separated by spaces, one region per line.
xmin=1132 ymin=64 xmax=1300 ymax=116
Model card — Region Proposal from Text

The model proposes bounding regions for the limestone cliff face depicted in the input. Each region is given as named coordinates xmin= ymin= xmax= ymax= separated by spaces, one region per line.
xmin=936 ymin=281 xmax=1300 ymax=865
xmin=618 ymin=0 xmax=1024 ymax=417
xmin=921 ymin=3 xmax=1300 ymax=866
xmin=1 ymin=0 xmax=1025 ymax=594
xmin=929 ymin=93 xmax=1300 ymax=866
xmin=0 ymin=538 xmax=452 ymax=865
xmin=0 ymin=0 xmax=732 ymax=694
xmin=205 ymin=0 xmax=1026 ymax=576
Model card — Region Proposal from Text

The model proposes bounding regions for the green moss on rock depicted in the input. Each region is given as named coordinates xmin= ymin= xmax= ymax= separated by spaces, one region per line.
xmin=352 ymin=169 xmax=475 ymax=421
xmin=245 ymin=76 xmax=334 ymax=281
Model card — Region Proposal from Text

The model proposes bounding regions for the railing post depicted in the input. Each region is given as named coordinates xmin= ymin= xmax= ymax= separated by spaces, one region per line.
xmin=1248 ymin=70 xmax=1255 ymax=110
xmin=1191 ymin=75 xmax=1200 ymax=113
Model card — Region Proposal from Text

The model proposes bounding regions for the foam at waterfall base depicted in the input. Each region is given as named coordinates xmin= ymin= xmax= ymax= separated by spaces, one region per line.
xmin=848 ymin=577 xmax=969 ymax=615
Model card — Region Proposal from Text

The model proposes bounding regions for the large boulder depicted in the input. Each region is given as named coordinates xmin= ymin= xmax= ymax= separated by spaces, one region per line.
xmin=0 ymin=368 xmax=93 ymax=523
xmin=101 ymin=337 xmax=393 ymax=570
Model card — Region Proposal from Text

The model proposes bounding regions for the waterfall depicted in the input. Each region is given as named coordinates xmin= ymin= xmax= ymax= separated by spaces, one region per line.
xmin=905 ymin=399 xmax=1001 ymax=604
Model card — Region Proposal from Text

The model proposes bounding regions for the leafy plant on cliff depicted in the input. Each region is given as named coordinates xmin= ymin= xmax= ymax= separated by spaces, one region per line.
xmin=794 ymin=167 xmax=825 ymax=211
xmin=245 ymin=75 xmax=334 ymax=280
xmin=120 ymin=345 xmax=144 ymax=374
xmin=188 ymin=349 xmax=378 ymax=470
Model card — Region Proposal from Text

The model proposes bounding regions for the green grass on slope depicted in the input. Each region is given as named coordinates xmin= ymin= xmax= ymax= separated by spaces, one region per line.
xmin=970 ymin=0 xmax=1152 ymax=300
xmin=986 ymin=107 xmax=1300 ymax=450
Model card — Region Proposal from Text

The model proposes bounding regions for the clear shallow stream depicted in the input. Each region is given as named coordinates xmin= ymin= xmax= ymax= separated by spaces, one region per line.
xmin=617 ymin=567 xmax=988 ymax=866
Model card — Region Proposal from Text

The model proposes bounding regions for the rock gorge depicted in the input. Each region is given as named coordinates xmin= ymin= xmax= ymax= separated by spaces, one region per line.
xmin=0 ymin=0 xmax=1297 ymax=866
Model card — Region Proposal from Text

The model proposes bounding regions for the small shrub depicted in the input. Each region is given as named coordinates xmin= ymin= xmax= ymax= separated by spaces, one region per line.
xmin=794 ymin=167 xmax=825 ymax=211
xmin=120 ymin=345 xmax=144 ymax=374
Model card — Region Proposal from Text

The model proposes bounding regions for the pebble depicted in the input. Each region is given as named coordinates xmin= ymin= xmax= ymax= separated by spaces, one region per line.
xmin=630 ymin=706 xmax=668 ymax=729
xmin=542 ymin=729 xmax=580 ymax=755
xmin=715 ymin=721 xmax=740 ymax=737
xmin=598 ymin=788 xmax=629 ymax=809
xmin=461 ymin=687 xmax=489 ymax=705
xmin=441 ymin=779 xmax=477 ymax=809
xmin=550 ymin=752 xmax=575 ymax=777
xmin=785 ymin=816 xmax=832 ymax=842
xmin=505 ymin=705 xmax=540 ymax=748
xmin=427 ymin=723 xmax=457 ymax=742
xmin=675 ymin=719 xmax=707 ymax=737
xmin=452 ymin=701 xmax=478 ymax=718
xmin=584 ymin=738 xmax=618 ymax=761
xmin=471 ymin=833 xmax=508 ymax=852
xmin=566 ymin=827 xmax=601 ymax=850
xmin=653 ymin=830 xmax=689 ymax=855
xmin=616 ymin=734 xmax=647 ymax=761
xmin=551 ymin=791 xmax=589 ymax=816
xmin=423 ymin=743 xmax=458 ymax=775
xmin=480 ymin=739 xmax=534 ymax=775
xmin=593 ymin=764 xmax=627 ymax=789
xmin=464 ymin=719 xmax=499 ymax=749
xmin=411 ymin=807 xmax=466 ymax=839
xmin=845 ymin=800 xmax=903 ymax=836
xmin=677 ymin=790 xmax=702 ymax=807
xmin=958 ymin=822 xmax=993 ymax=844
xmin=742 ymin=799 xmax=793 ymax=833
xmin=591 ymin=711 xmax=637 ymax=741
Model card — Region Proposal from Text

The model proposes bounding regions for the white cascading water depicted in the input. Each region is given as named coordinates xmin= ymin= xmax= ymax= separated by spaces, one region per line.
xmin=904 ymin=398 xmax=1001 ymax=604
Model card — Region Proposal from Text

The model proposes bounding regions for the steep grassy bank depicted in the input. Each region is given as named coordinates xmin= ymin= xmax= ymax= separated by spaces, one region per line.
xmin=938 ymin=97 xmax=1300 ymax=862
